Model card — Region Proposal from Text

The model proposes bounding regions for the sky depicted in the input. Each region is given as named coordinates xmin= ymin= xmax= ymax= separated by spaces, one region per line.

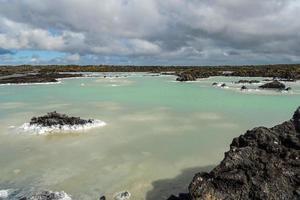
xmin=0 ymin=0 xmax=300 ymax=66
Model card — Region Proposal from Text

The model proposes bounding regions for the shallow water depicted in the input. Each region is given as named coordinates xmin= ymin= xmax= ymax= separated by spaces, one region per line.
xmin=0 ymin=73 xmax=299 ymax=199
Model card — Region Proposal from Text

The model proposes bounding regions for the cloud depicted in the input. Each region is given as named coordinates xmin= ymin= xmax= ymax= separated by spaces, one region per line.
xmin=0 ymin=0 xmax=300 ymax=65
xmin=66 ymin=53 xmax=80 ymax=62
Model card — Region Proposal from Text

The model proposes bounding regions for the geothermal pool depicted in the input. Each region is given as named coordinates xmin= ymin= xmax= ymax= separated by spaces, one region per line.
xmin=0 ymin=73 xmax=299 ymax=199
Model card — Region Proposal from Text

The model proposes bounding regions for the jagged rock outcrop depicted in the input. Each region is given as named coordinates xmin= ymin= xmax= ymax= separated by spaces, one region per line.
xmin=30 ymin=111 xmax=94 ymax=127
xmin=170 ymin=107 xmax=300 ymax=200
xmin=176 ymin=73 xmax=197 ymax=82
xmin=259 ymin=80 xmax=286 ymax=90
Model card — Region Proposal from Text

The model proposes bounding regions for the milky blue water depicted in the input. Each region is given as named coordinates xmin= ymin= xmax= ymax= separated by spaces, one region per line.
xmin=0 ymin=73 xmax=299 ymax=199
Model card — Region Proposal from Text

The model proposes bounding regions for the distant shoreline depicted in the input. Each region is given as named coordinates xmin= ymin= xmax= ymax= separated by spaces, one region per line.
xmin=1 ymin=64 xmax=299 ymax=84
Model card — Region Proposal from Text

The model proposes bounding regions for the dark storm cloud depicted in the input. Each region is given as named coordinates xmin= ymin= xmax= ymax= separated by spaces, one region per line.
xmin=0 ymin=0 xmax=300 ymax=65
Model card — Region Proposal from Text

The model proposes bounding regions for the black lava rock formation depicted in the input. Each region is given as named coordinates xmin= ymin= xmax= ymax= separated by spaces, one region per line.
xmin=30 ymin=111 xmax=94 ymax=127
xmin=259 ymin=80 xmax=286 ymax=90
xmin=170 ymin=107 xmax=300 ymax=200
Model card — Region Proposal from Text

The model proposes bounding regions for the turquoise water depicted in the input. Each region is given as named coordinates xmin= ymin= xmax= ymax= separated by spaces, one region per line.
xmin=0 ymin=74 xmax=299 ymax=199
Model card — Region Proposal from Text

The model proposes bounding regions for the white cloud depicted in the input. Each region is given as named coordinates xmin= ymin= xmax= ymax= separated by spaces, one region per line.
xmin=66 ymin=53 xmax=81 ymax=62
xmin=0 ymin=0 xmax=300 ymax=64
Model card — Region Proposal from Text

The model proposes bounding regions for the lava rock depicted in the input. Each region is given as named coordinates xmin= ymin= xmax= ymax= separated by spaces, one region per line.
xmin=114 ymin=191 xmax=131 ymax=200
xmin=30 ymin=111 xmax=94 ymax=127
xmin=19 ymin=191 xmax=71 ymax=200
xmin=176 ymin=73 xmax=197 ymax=82
xmin=286 ymin=87 xmax=292 ymax=91
xmin=241 ymin=85 xmax=247 ymax=90
xmin=293 ymin=107 xmax=300 ymax=133
xmin=0 ymin=73 xmax=82 ymax=84
xmin=221 ymin=83 xmax=226 ymax=87
xmin=99 ymin=196 xmax=106 ymax=200
xmin=187 ymin=107 xmax=300 ymax=200
xmin=259 ymin=80 xmax=286 ymax=90
xmin=235 ymin=80 xmax=260 ymax=84
xmin=212 ymin=82 xmax=218 ymax=86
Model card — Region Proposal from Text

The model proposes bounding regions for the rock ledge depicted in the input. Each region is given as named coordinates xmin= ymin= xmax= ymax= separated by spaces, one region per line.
xmin=170 ymin=107 xmax=300 ymax=200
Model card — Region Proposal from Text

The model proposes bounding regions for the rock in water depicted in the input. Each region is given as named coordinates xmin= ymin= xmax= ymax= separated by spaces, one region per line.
xmin=30 ymin=111 xmax=94 ymax=127
xmin=241 ymin=85 xmax=247 ymax=90
xmin=259 ymin=80 xmax=286 ymax=90
xmin=286 ymin=87 xmax=292 ymax=91
xmin=114 ymin=191 xmax=131 ymax=200
xmin=19 ymin=191 xmax=71 ymax=200
xmin=235 ymin=80 xmax=260 ymax=84
xmin=187 ymin=107 xmax=300 ymax=200
xmin=176 ymin=73 xmax=197 ymax=82
xmin=99 ymin=196 xmax=106 ymax=200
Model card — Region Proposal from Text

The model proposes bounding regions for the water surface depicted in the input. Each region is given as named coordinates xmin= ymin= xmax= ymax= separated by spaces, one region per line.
xmin=0 ymin=74 xmax=299 ymax=199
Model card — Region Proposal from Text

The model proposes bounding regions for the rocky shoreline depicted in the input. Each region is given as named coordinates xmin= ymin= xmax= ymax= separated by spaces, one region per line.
xmin=169 ymin=107 xmax=300 ymax=200
xmin=0 ymin=73 xmax=82 ymax=84
xmin=1 ymin=64 xmax=300 ymax=82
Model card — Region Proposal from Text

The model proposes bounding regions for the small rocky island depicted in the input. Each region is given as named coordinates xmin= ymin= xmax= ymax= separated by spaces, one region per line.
xmin=169 ymin=107 xmax=300 ymax=200
xmin=259 ymin=80 xmax=286 ymax=90
xmin=30 ymin=111 xmax=94 ymax=127
xmin=0 ymin=73 xmax=82 ymax=84
xmin=21 ymin=111 xmax=106 ymax=134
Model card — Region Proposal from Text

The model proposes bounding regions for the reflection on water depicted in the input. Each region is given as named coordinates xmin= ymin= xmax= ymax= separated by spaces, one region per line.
xmin=0 ymin=74 xmax=299 ymax=199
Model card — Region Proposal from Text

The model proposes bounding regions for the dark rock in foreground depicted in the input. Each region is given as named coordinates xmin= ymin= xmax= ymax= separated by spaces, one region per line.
xmin=0 ymin=73 xmax=82 ymax=84
xmin=259 ymin=80 xmax=286 ymax=90
xmin=30 ymin=111 xmax=94 ymax=127
xmin=170 ymin=107 xmax=300 ymax=200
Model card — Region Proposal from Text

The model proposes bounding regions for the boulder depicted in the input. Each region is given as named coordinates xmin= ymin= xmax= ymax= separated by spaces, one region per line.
xmin=259 ymin=80 xmax=286 ymax=90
